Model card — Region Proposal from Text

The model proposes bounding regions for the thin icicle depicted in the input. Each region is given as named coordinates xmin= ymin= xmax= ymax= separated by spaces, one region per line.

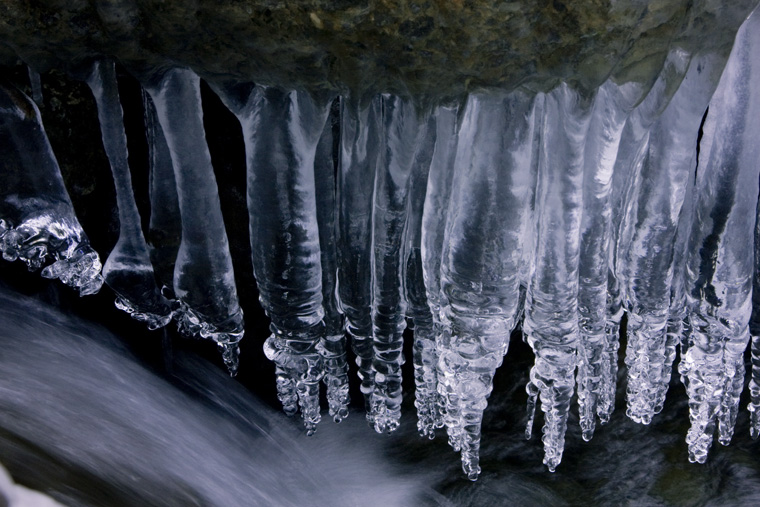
xmin=0 ymin=82 xmax=103 ymax=295
xmin=680 ymin=11 xmax=760 ymax=461
xmin=620 ymin=50 xmax=730 ymax=425
xmin=524 ymin=84 xmax=593 ymax=472
xmin=337 ymin=96 xmax=382 ymax=420
xmin=421 ymin=103 xmax=460 ymax=440
xmin=577 ymin=80 xmax=648 ymax=440
xmin=403 ymin=111 xmax=437 ymax=439
xmin=314 ymin=101 xmax=350 ymax=423
xmin=142 ymin=68 xmax=244 ymax=375
xmin=27 ymin=67 xmax=42 ymax=107
xmin=370 ymin=95 xmax=429 ymax=434
xmin=142 ymin=90 xmax=181 ymax=294
xmin=438 ymin=90 xmax=537 ymax=480
xmin=85 ymin=59 xmax=173 ymax=329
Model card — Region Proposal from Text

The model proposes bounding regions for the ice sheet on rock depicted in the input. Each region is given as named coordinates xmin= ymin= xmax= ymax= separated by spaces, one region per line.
xmin=143 ymin=90 xmax=181 ymax=294
xmin=142 ymin=68 xmax=244 ymax=375
xmin=577 ymin=79 xmax=649 ymax=441
xmin=618 ymin=49 xmax=729 ymax=426
xmin=337 ymin=96 xmax=382 ymax=419
xmin=438 ymin=90 xmax=537 ymax=479
xmin=524 ymin=84 xmax=593 ymax=472
xmin=604 ymin=49 xmax=692 ymax=423
xmin=0 ymin=82 xmax=103 ymax=296
xmin=85 ymin=60 xmax=173 ymax=329
xmin=27 ymin=66 xmax=42 ymax=107
xmin=404 ymin=111 xmax=438 ymax=440
xmin=314 ymin=101 xmax=350 ymax=423
xmin=680 ymin=12 xmax=760 ymax=462
xmin=215 ymin=83 xmax=331 ymax=434
xmin=421 ymin=103 xmax=461 ymax=439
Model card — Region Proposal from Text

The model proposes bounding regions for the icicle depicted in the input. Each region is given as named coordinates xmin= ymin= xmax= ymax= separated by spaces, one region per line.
xmin=370 ymin=95 xmax=429 ymax=434
xmin=314 ymin=101 xmax=350 ymax=423
xmin=576 ymin=79 xmax=649 ymax=440
xmin=403 ymin=110 xmax=437 ymax=438
xmin=85 ymin=59 xmax=173 ymax=329
xmin=524 ymin=84 xmax=594 ymax=472
xmin=141 ymin=68 xmax=244 ymax=375
xmin=214 ymin=83 xmax=331 ymax=434
xmin=337 ymin=96 xmax=382 ymax=420
xmin=421 ymin=103 xmax=460 ymax=440
xmin=438 ymin=90 xmax=537 ymax=480
xmin=27 ymin=67 xmax=42 ymax=107
xmin=0 ymin=82 xmax=103 ymax=295
xmin=750 ymin=180 xmax=760 ymax=440
xmin=142 ymin=90 xmax=181 ymax=294
xmin=619 ymin=49 xmax=730 ymax=426
xmin=680 ymin=11 xmax=760 ymax=461
xmin=603 ymin=49 xmax=692 ymax=423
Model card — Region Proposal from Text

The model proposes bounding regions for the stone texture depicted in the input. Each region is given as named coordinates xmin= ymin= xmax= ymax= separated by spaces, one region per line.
xmin=0 ymin=0 xmax=757 ymax=100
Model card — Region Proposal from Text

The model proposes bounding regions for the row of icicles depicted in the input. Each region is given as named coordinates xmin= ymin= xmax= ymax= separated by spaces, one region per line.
xmin=2 ymin=9 xmax=760 ymax=480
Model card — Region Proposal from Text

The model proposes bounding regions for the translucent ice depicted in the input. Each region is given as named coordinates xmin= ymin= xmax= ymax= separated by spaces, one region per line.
xmin=619 ymin=49 xmax=729 ymax=425
xmin=369 ymin=95 xmax=431 ymax=434
xmin=680 ymin=10 xmax=760 ymax=462
xmin=141 ymin=68 xmax=244 ymax=375
xmin=85 ymin=59 xmax=173 ymax=329
xmin=215 ymin=83 xmax=331 ymax=433
xmin=0 ymin=82 xmax=103 ymax=296
xmin=337 ymin=96 xmax=382 ymax=418
xmin=438 ymin=90 xmax=537 ymax=479
xmin=524 ymin=84 xmax=593 ymax=472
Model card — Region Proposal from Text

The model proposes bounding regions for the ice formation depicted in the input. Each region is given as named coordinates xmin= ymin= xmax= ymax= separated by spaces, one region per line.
xmin=3 ymin=4 xmax=760 ymax=482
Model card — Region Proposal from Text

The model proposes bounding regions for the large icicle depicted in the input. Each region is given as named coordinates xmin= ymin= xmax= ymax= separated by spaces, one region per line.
xmin=618 ymin=49 xmax=730 ymax=425
xmin=0 ymin=82 xmax=103 ymax=295
xmin=680 ymin=11 xmax=760 ymax=462
xmin=142 ymin=91 xmax=181 ymax=294
xmin=604 ymin=49 xmax=692 ymax=422
xmin=85 ymin=60 xmax=173 ymax=329
xmin=438 ymin=90 xmax=537 ymax=480
xmin=337 ymin=96 xmax=382 ymax=419
xmin=524 ymin=84 xmax=593 ymax=472
xmin=314 ymin=103 xmax=350 ymax=423
xmin=369 ymin=95 xmax=430 ymax=433
xmin=404 ymin=109 xmax=440 ymax=439
xmin=142 ymin=68 xmax=244 ymax=375
xmin=576 ymin=79 xmax=650 ymax=440
xmin=214 ymin=83 xmax=331 ymax=434
xmin=420 ymin=103 xmax=460 ymax=439
xmin=750 ymin=175 xmax=760 ymax=440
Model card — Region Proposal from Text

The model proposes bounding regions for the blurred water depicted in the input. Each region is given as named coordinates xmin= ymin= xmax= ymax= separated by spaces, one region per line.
xmin=0 ymin=285 xmax=445 ymax=506
xmin=3 ymin=283 xmax=760 ymax=506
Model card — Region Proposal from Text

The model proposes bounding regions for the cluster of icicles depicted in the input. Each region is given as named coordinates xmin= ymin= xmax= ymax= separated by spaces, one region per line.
xmin=2 ymin=10 xmax=760 ymax=480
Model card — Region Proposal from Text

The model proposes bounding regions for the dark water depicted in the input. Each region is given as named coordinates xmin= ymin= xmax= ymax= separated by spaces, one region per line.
xmin=2 ymin=284 xmax=760 ymax=506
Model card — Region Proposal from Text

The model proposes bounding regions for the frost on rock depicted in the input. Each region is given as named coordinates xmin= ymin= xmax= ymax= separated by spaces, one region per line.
xmin=85 ymin=59 xmax=174 ymax=329
xmin=0 ymin=82 xmax=103 ymax=296
xmin=141 ymin=68 xmax=244 ymax=375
